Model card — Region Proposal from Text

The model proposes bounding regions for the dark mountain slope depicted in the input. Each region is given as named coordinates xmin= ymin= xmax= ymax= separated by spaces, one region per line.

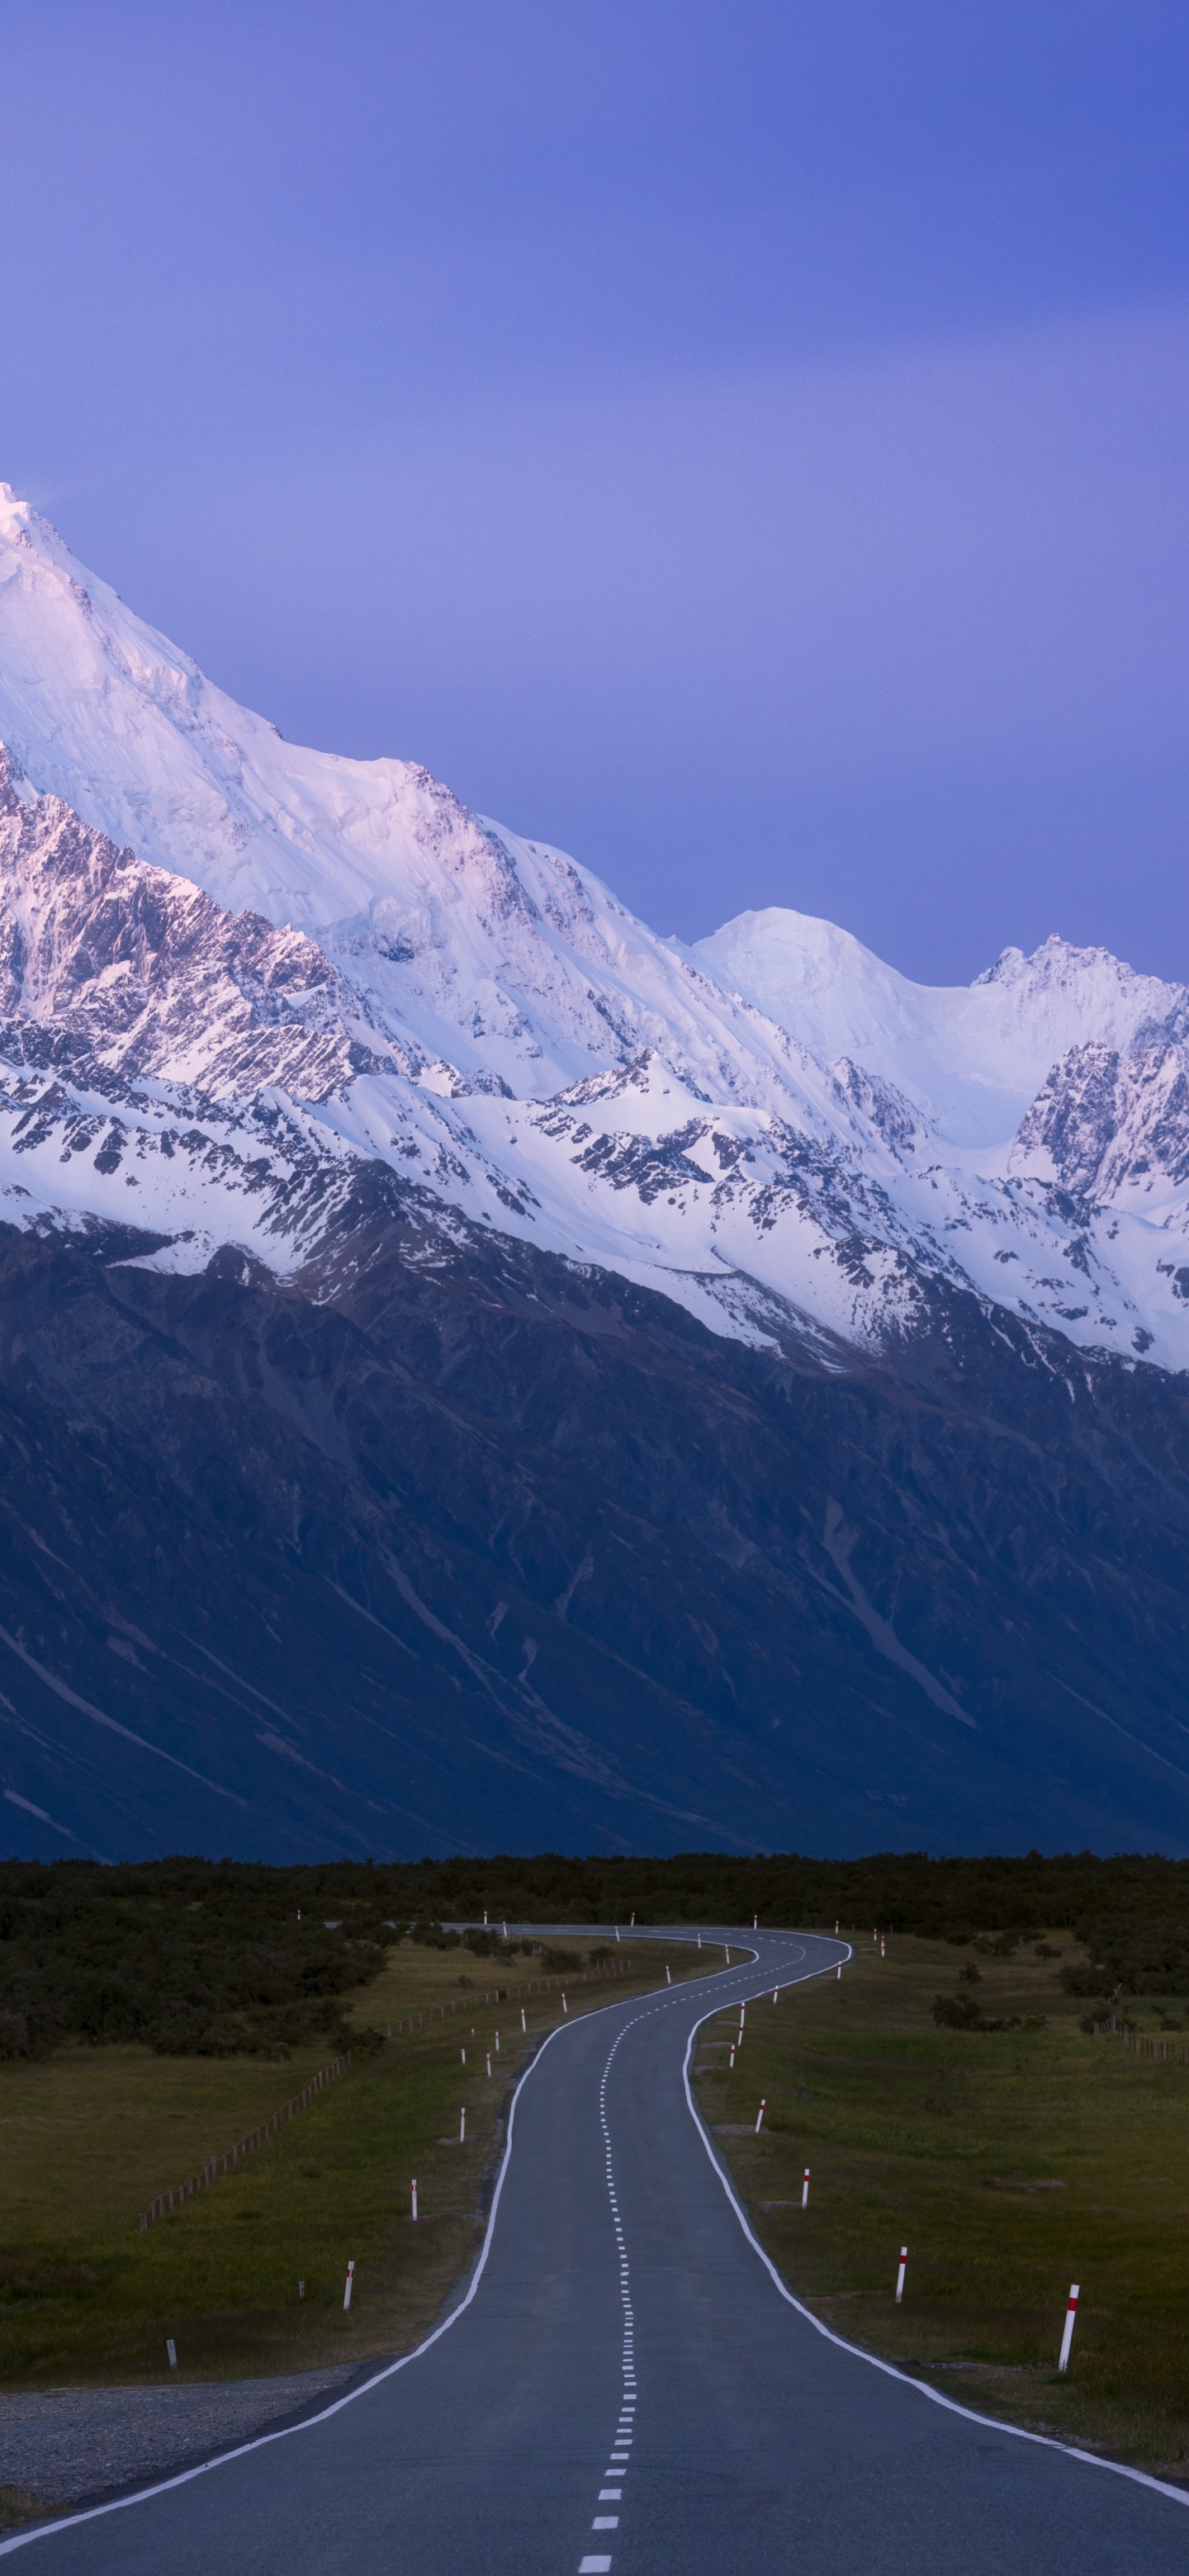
xmin=2 ymin=1197 xmax=1187 ymax=1860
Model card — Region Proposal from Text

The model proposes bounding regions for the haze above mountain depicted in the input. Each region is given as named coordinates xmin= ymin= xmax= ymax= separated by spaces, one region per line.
xmin=2 ymin=481 xmax=1188 ymax=1865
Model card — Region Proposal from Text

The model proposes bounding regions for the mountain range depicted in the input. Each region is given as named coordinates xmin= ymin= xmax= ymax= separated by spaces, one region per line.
xmin=1 ymin=480 xmax=1187 ymax=1862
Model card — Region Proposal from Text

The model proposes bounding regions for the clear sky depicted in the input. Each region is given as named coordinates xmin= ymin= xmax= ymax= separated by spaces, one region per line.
xmin=1 ymin=2 xmax=1187 ymax=983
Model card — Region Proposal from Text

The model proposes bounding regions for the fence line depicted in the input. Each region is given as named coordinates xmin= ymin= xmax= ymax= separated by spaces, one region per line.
xmin=138 ymin=2052 xmax=351 ymax=2230
xmin=1092 ymin=2015 xmax=1188 ymax=2065
xmin=136 ymin=1958 xmax=633 ymax=2229
xmin=381 ymin=1956 xmax=630 ymax=2037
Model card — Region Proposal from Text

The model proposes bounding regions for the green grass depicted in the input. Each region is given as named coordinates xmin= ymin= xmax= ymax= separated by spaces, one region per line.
xmin=0 ymin=1936 xmax=699 ymax=2389
xmin=694 ymin=1935 xmax=1189 ymax=2479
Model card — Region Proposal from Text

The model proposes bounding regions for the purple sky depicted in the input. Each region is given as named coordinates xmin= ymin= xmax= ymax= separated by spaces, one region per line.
xmin=1 ymin=2 xmax=1187 ymax=983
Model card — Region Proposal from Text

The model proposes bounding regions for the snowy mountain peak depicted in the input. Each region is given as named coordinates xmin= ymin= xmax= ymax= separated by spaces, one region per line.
xmin=1 ymin=481 xmax=1188 ymax=1371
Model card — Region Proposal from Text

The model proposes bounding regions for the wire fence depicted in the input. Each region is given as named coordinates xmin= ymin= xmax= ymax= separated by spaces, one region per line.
xmin=1092 ymin=2014 xmax=1189 ymax=2065
xmin=136 ymin=1958 xmax=635 ymax=2228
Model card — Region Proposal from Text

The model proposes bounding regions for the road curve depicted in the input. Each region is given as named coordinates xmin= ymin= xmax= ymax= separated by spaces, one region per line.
xmin=5 ymin=1930 xmax=1187 ymax=2574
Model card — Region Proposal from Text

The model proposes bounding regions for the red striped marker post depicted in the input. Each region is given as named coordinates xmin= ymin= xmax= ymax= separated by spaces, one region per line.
xmin=895 ymin=2247 xmax=907 ymax=2304
xmin=802 ymin=2168 xmax=810 ymax=2209
xmin=343 ymin=2261 xmax=355 ymax=2312
xmin=729 ymin=2044 xmax=736 ymax=2069
xmin=772 ymin=1986 xmax=778 ymax=2003
xmin=486 ymin=2052 xmax=492 ymax=2077
xmin=1059 ymin=2284 xmax=1080 ymax=2373
xmin=411 ymin=2182 xmax=418 ymax=2221
xmin=756 ymin=2100 xmax=765 ymax=2133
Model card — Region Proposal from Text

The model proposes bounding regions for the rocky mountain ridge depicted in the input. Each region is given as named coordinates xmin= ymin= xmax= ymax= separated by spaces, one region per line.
xmin=1 ymin=482 xmax=1188 ymax=1859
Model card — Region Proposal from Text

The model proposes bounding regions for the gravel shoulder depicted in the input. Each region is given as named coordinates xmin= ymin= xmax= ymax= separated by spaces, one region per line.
xmin=0 ymin=2367 xmax=355 ymax=2510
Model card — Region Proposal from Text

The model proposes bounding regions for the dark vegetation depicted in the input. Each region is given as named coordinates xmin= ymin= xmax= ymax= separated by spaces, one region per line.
xmin=0 ymin=1859 xmax=597 ymax=2061
xmin=2 ymin=1850 xmax=1189 ymax=2062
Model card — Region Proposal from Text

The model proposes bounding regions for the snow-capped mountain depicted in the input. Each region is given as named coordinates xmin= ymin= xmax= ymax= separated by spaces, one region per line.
xmin=2 ymin=476 xmax=1187 ymax=1378
xmin=7 ymin=482 xmax=1189 ymax=1867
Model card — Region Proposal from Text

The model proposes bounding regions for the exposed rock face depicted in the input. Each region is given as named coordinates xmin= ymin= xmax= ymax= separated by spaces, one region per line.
xmin=3 ymin=1205 xmax=1189 ymax=1860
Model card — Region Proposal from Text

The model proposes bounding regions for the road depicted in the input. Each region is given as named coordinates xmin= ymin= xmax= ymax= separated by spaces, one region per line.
xmin=6 ymin=1930 xmax=1187 ymax=2573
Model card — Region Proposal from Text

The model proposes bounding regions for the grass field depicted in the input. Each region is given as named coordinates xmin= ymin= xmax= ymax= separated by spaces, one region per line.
xmin=0 ymin=1934 xmax=700 ymax=2393
xmin=694 ymin=1933 xmax=1189 ymax=2479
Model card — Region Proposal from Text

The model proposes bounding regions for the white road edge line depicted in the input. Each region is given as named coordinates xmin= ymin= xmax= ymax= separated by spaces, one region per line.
xmin=0 ymin=1931 xmax=733 ymax=2555
xmin=682 ymin=1940 xmax=1189 ymax=2513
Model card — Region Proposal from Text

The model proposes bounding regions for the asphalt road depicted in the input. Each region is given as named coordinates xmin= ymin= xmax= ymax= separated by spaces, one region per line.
xmin=7 ymin=1930 xmax=1188 ymax=2573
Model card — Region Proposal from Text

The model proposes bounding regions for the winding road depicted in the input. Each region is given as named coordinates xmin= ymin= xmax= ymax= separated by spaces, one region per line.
xmin=6 ymin=1931 xmax=1187 ymax=2573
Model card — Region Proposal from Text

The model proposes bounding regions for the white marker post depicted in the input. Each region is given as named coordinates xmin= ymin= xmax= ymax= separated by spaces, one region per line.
xmin=895 ymin=2247 xmax=907 ymax=2304
xmin=666 ymin=1966 xmax=671 ymax=1984
xmin=630 ymin=1913 xmax=635 ymax=1927
xmin=562 ymin=1994 xmax=568 ymax=2014
xmin=836 ymin=1964 xmax=841 ymax=1980
xmin=486 ymin=2053 xmax=492 ymax=2077
xmin=166 ymin=2338 xmax=178 ymax=2370
xmin=729 ymin=2044 xmax=736 ymax=2069
xmin=495 ymin=2030 xmax=500 ymax=2051
xmin=772 ymin=1987 xmax=778 ymax=2003
xmin=615 ymin=1925 xmax=620 ymax=1941
xmin=521 ymin=2008 xmax=527 ymax=2032
xmin=343 ymin=2261 xmax=355 ymax=2312
xmin=459 ymin=2107 xmax=467 ymax=2143
xmin=1059 ymin=2284 xmax=1080 ymax=2373
xmin=461 ymin=2047 xmax=467 ymax=2063
xmin=483 ymin=1911 xmax=488 ymax=1925
xmin=802 ymin=2168 xmax=810 ymax=2209
xmin=410 ymin=2182 xmax=418 ymax=2221
xmin=753 ymin=1914 xmax=758 ymax=1929
xmin=755 ymin=2099 xmax=765 ymax=2133
xmin=724 ymin=1944 xmax=730 ymax=1963
xmin=502 ymin=1922 xmax=508 ymax=1939
xmin=880 ymin=1938 xmax=885 ymax=1958
xmin=697 ymin=1931 xmax=702 ymax=1949
xmin=835 ymin=1920 xmax=839 ymax=1935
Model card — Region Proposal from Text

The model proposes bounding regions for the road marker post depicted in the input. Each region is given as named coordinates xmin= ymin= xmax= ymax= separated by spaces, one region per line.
xmin=502 ymin=1922 xmax=507 ymax=1938
xmin=729 ymin=2044 xmax=736 ymax=2069
xmin=486 ymin=2052 xmax=492 ymax=2077
xmin=410 ymin=2183 xmax=418 ymax=2221
xmin=895 ymin=2247 xmax=907 ymax=2304
xmin=1059 ymin=2285 xmax=1080 ymax=2372
xmin=521 ymin=2008 xmax=527 ymax=2032
xmin=666 ymin=1966 xmax=672 ymax=1983
xmin=772 ymin=1987 xmax=779 ymax=2003
xmin=299 ymin=2280 xmax=305 ymax=2299
xmin=460 ymin=2108 xmax=467 ymax=2143
xmin=166 ymin=2339 xmax=178 ymax=2370
xmin=836 ymin=1965 xmax=841 ymax=1980
xmin=802 ymin=2169 xmax=810 ymax=2208
xmin=562 ymin=1993 xmax=568 ymax=2013
xmin=461 ymin=2047 xmax=467 ymax=2063
xmin=880 ymin=1938 xmax=886 ymax=1958
xmin=495 ymin=2031 xmax=500 ymax=2051
xmin=343 ymin=2261 xmax=355 ymax=2312
xmin=756 ymin=2100 xmax=765 ymax=2132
